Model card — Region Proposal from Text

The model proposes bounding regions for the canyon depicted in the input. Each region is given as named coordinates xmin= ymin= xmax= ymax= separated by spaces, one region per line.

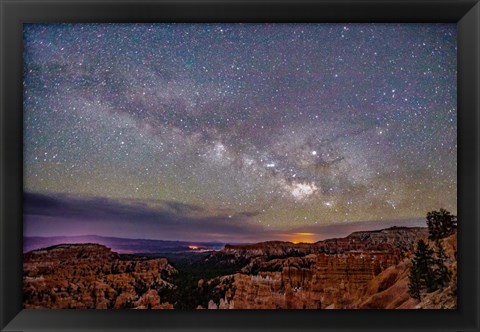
xmin=23 ymin=226 xmax=457 ymax=309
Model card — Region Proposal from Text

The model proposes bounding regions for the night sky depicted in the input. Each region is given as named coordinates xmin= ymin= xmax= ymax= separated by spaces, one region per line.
xmin=23 ymin=24 xmax=457 ymax=243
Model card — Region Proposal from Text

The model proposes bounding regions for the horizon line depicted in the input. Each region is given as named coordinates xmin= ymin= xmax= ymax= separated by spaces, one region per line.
xmin=23 ymin=224 xmax=428 ymax=244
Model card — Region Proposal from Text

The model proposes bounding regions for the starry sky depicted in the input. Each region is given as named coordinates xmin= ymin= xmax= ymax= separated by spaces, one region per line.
xmin=23 ymin=24 xmax=457 ymax=243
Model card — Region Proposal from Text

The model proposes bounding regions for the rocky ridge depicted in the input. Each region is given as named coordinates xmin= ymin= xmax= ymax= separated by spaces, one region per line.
xmin=222 ymin=227 xmax=426 ymax=259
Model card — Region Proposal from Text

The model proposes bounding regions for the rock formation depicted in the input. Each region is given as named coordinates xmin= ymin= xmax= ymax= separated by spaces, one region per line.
xmin=205 ymin=227 xmax=458 ymax=309
xmin=23 ymin=244 xmax=176 ymax=309
xmin=23 ymin=227 xmax=456 ymax=310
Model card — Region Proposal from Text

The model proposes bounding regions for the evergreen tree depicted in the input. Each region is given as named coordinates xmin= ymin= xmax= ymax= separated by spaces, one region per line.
xmin=408 ymin=261 xmax=422 ymax=301
xmin=412 ymin=239 xmax=437 ymax=292
xmin=426 ymin=209 xmax=457 ymax=240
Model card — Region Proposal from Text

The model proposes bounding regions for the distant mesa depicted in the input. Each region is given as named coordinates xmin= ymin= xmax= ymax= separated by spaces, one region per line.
xmin=23 ymin=235 xmax=224 ymax=254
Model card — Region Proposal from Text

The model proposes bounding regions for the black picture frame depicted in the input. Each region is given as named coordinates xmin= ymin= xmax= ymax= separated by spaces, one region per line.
xmin=1 ymin=0 xmax=479 ymax=331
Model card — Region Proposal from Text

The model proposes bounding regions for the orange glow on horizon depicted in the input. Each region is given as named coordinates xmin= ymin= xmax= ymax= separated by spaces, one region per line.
xmin=188 ymin=245 xmax=199 ymax=250
xmin=290 ymin=232 xmax=316 ymax=244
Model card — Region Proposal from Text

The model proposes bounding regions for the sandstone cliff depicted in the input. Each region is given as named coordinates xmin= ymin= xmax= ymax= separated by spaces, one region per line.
xmin=204 ymin=227 xmax=458 ymax=309
xmin=23 ymin=244 xmax=176 ymax=309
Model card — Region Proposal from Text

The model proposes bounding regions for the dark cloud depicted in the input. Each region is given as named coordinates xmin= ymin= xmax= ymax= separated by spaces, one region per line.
xmin=23 ymin=192 xmax=426 ymax=243
xmin=24 ymin=191 xmax=266 ymax=242
xmin=162 ymin=200 xmax=205 ymax=214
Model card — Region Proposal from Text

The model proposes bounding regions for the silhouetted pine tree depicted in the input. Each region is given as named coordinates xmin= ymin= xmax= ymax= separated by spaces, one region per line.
xmin=426 ymin=209 xmax=457 ymax=240
xmin=412 ymin=239 xmax=438 ymax=292
xmin=408 ymin=261 xmax=422 ymax=301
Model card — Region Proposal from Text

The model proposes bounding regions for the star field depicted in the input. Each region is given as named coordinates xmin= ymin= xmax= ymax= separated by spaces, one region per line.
xmin=23 ymin=24 xmax=457 ymax=242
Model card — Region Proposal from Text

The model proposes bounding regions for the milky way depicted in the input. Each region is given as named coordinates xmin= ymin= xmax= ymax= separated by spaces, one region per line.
xmin=23 ymin=24 xmax=457 ymax=242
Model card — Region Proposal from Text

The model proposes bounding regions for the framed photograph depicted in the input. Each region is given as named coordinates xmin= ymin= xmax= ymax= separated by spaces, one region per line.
xmin=1 ymin=0 xmax=479 ymax=331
